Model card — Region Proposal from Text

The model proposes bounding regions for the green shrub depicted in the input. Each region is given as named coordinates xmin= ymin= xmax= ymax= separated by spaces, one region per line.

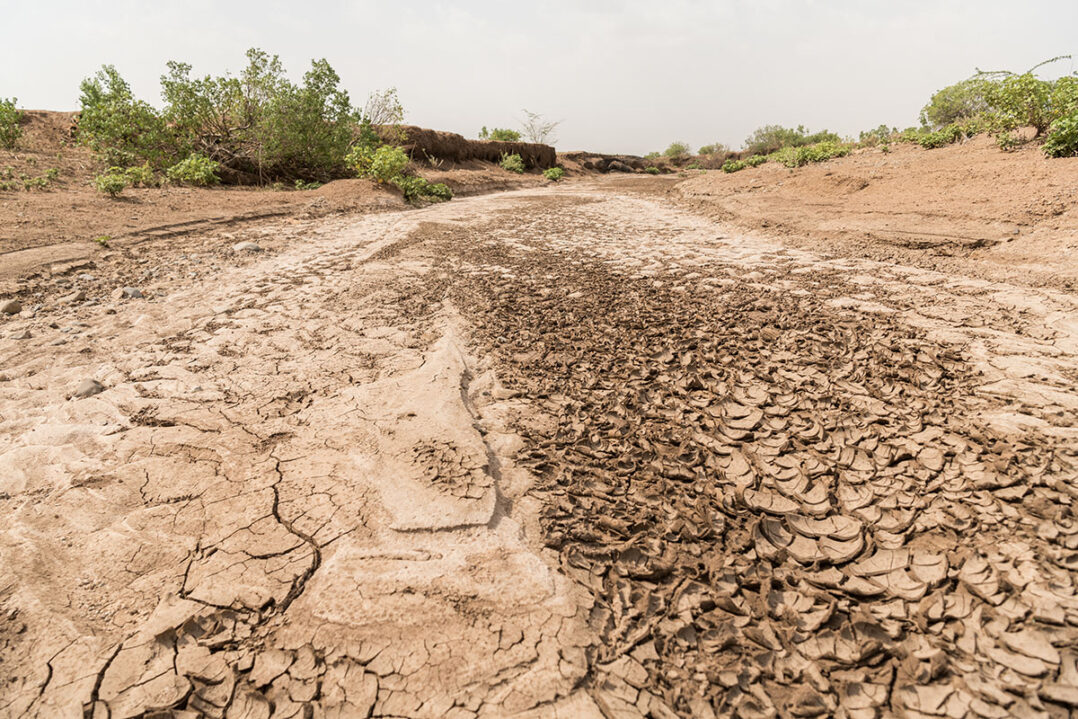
xmin=124 ymin=163 xmax=157 ymax=187
xmin=93 ymin=169 xmax=128 ymax=197
xmin=797 ymin=141 xmax=851 ymax=164
xmin=1050 ymin=76 xmax=1078 ymax=118
xmin=45 ymin=167 xmax=60 ymax=180
xmin=479 ymin=127 xmax=522 ymax=142
xmin=914 ymin=123 xmax=981 ymax=149
xmin=744 ymin=125 xmax=840 ymax=156
xmin=23 ymin=176 xmax=48 ymax=190
xmin=697 ymin=143 xmax=728 ymax=156
xmin=391 ymin=175 xmax=452 ymax=203
xmin=78 ymin=66 xmax=176 ymax=168
xmin=644 ymin=166 xmax=661 ymax=175
xmin=858 ymin=125 xmax=895 ymax=146
xmin=500 ymin=153 xmax=525 ymax=173
xmin=663 ymin=141 xmax=691 ymax=158
xmin=920 ymin=60 xmax=1078 ymax=153
xmin=167 ymin=153 xmax=220 ymax=185
xmin=984 ymin=72 xmax=1054 ymax=134
xmin=294 ymin=179 xmax=322 ymax=190
xmin=722 ymin=159 xmax=746 ymax=173
xmin=1044 ymin=113 xmax=1078 ymax=157
xmin=78 ymin=49 xmax=366 ymax=183
xmin=769 ymin=141 xmax=851 ymax=168
xmin=745 ymin=155 xmax=767 ymax=167
xmin=685 ymin=161 xmax=702 ymax=170
xmin=996 ymin=131 xmax=1022 ymax=151
xmin=920 ymin=77 xmax=995 ymax=128
xmin=543 ymin=166 xmax=565 ymax=181
xmin=0 ymin=97 xmax=21 ymax=149
xmin=426 ymin=181 xmax=453 ymax=201
xmin=644 ymin=152 xmax=660 ymax=160
xmin=360 ymin=145 xmax=409 ymax=182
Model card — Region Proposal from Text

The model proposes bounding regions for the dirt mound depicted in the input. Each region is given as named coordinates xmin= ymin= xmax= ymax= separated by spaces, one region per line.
xmin=559 ymin=151 xmax=649 ymax=173
xmin=391 ymin=125 xmax=557 ymax=169
xmin=671 ymin=136 xmax=1078 ymax=289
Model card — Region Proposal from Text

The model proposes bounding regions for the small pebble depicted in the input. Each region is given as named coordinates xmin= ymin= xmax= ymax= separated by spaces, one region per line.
xmin=73 ymin=378 xmax=105 ymax=398
xmin=233 ymin=241 xmax=262 ymax=253
xmin=111 ymin=287 xmax=144 ymax=300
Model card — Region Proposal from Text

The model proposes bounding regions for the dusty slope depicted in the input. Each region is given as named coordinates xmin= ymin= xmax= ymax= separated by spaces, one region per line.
xmin=670 ymin=136 xmax=1078 ymax=290
xmin=2 ymin=182 xmax=1077 ymax=718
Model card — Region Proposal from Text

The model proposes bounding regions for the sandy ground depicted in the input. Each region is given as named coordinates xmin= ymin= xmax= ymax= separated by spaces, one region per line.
xmin=1 ymin=180 xmax=1077 ymax=718
xmin=669 ymin=136 xmax=1078 ymax=292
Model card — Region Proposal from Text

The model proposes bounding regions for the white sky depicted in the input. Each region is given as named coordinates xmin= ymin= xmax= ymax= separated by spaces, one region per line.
xmin=2 ymin=0 xmax=1076 ymax=154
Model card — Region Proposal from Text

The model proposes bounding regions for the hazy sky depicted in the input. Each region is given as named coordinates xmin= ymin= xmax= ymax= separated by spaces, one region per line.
xmin=2 ymin=1 xmax=1076 ymax=154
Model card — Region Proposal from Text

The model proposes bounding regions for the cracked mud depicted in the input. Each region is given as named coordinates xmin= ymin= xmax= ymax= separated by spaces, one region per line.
xmin=1 ymin=182 xmax=1077 ymax=718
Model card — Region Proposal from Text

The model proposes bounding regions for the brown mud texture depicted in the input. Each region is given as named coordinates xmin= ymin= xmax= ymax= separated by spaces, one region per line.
xmin=2 ymin=183 xmax=1078 ymax=719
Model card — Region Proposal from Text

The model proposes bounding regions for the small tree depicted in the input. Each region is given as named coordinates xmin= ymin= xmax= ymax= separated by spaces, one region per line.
xmin=697 ymin=143 xmax=728 ymax=156
xmin=365 ymin=87 xmax=405 ymax=144
xmin=520 ymin=109 xmax=560 ymax=144
xmin=0 ymin=97 xmax=22 ymax=149
xmin=480 ymin=127 xmax=522 ymax=142
xmin=664 ymin=141 xmax=691 ymax=158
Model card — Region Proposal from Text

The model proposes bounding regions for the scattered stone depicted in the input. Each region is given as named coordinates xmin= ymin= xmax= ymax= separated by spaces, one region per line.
xmin=77 ymin=273 xmax=96 ymax=282
xmin=233 ymin=241 xmax=262 ymax=253
xmin=1 ymin=299 xmax=21 ymax=315
xmin=111 ymin=287 xmax=144 ymax=300
xmin=60 ymin=290 xmax=87 ymax=304
xmin=9 ymin=329 xmax=31 ymax=340
xmin=73 ymin=379 xmax=105 ymax=398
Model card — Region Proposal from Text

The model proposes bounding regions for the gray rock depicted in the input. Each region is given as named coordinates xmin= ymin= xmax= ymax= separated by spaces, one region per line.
xmin=9 ymin=329 xmax=31 ymax=340
xmin=111 ymin=287 xmax=144 ymax=300
xmin=1 ymin=300 xmax=21 ymax=315
xmin=77 ymin=273 xmax=96 ymax=282
xmin=233 ymin=241 xmax=262 ymax=253
xmin=60 ymin=290 xmax=86 ymax=304
xmin=73 ymin=379 xmax=105 ymax=398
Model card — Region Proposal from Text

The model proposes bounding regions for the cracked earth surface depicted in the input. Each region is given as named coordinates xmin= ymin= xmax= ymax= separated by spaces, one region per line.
xmin=1 ymin=182 xmax=1077 ymax=718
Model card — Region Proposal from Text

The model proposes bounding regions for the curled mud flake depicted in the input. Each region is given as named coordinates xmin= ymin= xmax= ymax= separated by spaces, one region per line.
xmin=958 ymin=555 xmax=1004 ymax=605
xmin=248 ymin=649 xmax=294 ymax=688
xmin=999 ymin=630 xmax=1061 ymax=665
xmin=786 ymin=514 xmax=864 ymax=541
xmin=917 ymin=447 xmax=947 ymax=473
xmin=986 ymin=645 xmax=1050 ymax=677
xmin=849 ymin=548 xmax=911 ymax=578
xmin=896 ymin=683 xmax=954 ymax=716
xmin=969 ymin=697 xmax=1012 ymax=718
xmin=745 ymin=488 xmax=800 ymax=515
xmin=819 ymin=534 xmax=866 ymax=564
xmin=909 ymin=552 xmax=949 ymax=587
xmin=227 ymin=689 xmax=272 ymax=719
xmin=1040 ymin=683 xmax=1078 ymax=707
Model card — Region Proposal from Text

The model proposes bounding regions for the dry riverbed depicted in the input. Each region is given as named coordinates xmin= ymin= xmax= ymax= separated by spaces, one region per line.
xmin=2 ymin=181 xmax=1077 ymax=718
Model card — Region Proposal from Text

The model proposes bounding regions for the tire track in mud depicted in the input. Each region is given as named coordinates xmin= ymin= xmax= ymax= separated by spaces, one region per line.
xmin=441 ymin=195 xmax=1078 ymax=719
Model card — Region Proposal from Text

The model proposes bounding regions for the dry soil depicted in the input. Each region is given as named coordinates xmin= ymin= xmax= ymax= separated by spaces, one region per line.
xmin=2 ymin=175 xmax=1077 ymax=719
